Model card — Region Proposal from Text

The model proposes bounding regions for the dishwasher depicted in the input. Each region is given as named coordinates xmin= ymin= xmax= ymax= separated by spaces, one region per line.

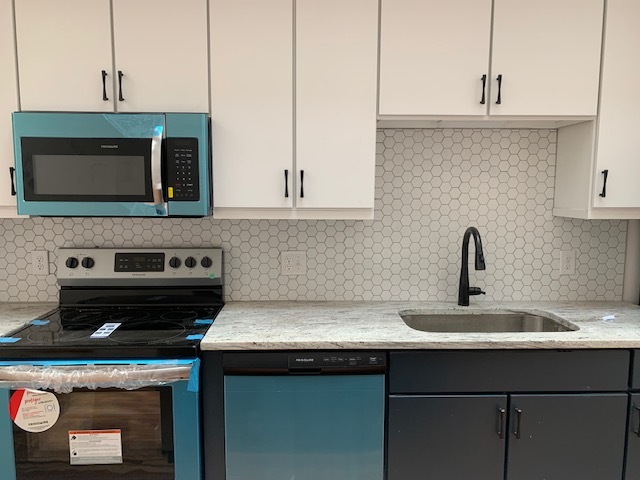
xmin=223 ymin=351 xmax=385 ymax=480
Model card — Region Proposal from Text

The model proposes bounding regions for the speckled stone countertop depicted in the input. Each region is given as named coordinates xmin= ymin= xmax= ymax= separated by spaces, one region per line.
xmin=201 ymin=301 xmax=640 ymax=350
xmin=0 ymin=303 xmax=58 ymax=337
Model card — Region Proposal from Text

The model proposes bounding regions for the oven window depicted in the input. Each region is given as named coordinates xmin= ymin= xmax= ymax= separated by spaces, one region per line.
xmin=13 ymin=387 xmax=174 ymax=480
xmin=20 ymin=137 xmax=153 ymax=202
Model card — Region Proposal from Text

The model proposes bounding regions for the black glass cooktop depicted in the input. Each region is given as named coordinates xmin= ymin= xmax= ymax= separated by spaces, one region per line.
xmin=0 ymin=306 xmax=222 ymax=359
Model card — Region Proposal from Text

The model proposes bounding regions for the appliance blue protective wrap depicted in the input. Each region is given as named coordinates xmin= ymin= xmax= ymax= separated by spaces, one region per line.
xmin=0 ymin=363 xmax=202 ymax=480
xmin=0 ymin=338 xmax=21 ymax=343
xmin=224 ymin=374 xmax=385 ymax=480
xmin=28 ymin=320 xmax=49 ymax=326
xmin=11 ymin=112 xmax=210 ymax=217
xmin=194 ymin=319 xmax=213 ymax=325
xmin=0 ymin=358 xmax=200 ymax=393
xmin=186 ymin=334 xmax=205 ymax=341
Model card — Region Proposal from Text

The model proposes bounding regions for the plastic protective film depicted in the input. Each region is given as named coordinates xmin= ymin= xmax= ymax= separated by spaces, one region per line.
xmin=0 ymin=361 xmax=195 ymax=394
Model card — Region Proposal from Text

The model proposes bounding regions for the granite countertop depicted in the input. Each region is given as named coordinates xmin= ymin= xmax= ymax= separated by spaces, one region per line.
xmin=0 ymin=303 xmax=58 ymax=337
xmin=201 ymin=301 xmax=640 ymax=350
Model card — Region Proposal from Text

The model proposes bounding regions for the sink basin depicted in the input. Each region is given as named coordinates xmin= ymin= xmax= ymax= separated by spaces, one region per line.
xmin=400 ymin=311 xmax=578 ymax=333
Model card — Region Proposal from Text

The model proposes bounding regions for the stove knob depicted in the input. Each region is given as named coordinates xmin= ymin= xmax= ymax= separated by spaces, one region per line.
xmin=185 ymin=256 xmax=196 ymax=268
xmin=81 ymin=257 xmax=95 ymax=269
xmin=201 ymin=256 xmax=212 ymax=268
xmin=65 ymin=257 xmax=79 ymax=269
xmin=169 ymin=257 xmax=181 ymax=269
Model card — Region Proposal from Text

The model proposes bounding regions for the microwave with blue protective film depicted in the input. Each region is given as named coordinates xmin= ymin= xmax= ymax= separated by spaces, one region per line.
xmin=11 ymin=112 xmax=211 ymax=217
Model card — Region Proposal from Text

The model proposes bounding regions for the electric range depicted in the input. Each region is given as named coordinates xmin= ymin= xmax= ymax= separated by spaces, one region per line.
xmin=0 ymin=247 xmax=223 ymax=359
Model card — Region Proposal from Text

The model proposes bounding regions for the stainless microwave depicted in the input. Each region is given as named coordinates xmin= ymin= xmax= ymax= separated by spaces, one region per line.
xmin=11 ymin=112 xmax=211 ymax=217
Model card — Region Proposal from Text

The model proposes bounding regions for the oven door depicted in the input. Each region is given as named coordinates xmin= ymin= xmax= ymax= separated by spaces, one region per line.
xmin=12 ymin=112 xmax=167 ymax=217
xmin=0 ymin=359 xmax=201 ymax=480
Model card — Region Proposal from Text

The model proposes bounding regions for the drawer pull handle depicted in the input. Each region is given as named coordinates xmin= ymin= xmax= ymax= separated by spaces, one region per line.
xmin=514 ymin=408 xmax=522 ymax=439
xmin=9 ymin=167 xmax=16 ymax=196
xmin=284 ymin=169 xmax=289 ymax=198
xmin=118 ymin=70 xmax=125 ymax=101
xmin=496 ymin=74 xmax=503 ymax=105
xmin=633 ymin=405 xmax=640 ymax=437
xmin=300 ymin=170 xmax=305 ymax=198
xmin=599 ymin=169 xmax=609 ymax=198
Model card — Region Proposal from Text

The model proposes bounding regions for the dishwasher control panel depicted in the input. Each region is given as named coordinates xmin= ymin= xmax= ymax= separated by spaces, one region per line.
xmin=288 ymin=352 xmax=386 ymax=370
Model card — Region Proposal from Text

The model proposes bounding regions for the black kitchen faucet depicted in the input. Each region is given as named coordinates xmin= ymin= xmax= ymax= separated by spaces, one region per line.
xmin=458 ymin=226 xmax=486 ymax=306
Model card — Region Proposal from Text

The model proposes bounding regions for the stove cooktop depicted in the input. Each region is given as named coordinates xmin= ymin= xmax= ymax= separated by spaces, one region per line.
xmin=0 ymin=306 xmax=222 ymax=359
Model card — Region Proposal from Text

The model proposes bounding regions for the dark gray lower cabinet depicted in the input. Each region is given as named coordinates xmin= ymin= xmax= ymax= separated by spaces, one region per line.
xmin=626 ymin=394 xmax=640 ymax=479
xmin=508 ymin=394 xmax=627 ymax=480
xmin=388 ymin=395 xmax=507 ymax=480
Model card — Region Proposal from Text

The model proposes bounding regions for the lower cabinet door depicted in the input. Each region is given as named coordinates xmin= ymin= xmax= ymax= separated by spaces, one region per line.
xmin=626 ymin=394 xmax=640 ymax=479
xmin=508 ymin=394 xmax=627 ymax=480
xmin=387 ymin=395 xmax=507 ymax=480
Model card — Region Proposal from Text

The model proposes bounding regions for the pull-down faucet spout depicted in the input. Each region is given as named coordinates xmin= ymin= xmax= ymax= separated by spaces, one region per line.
xmin=458 ymin=226 xmax=486 ymax=306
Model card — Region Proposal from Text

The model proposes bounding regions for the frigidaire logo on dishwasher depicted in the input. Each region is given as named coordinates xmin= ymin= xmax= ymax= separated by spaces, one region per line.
xmin=295 ymin=358 xmax=314 ymax=363
xmin=100 ymin=145 xmax=119 ymax=149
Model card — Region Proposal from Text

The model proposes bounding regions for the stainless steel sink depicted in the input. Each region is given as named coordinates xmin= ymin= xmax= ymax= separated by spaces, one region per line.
xmin=400 ymin=311 xmax=578 ymax=333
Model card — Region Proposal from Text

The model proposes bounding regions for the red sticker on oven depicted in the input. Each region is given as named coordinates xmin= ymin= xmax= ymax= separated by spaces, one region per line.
xmin=9 ymin=388 xmax=60 ymax=433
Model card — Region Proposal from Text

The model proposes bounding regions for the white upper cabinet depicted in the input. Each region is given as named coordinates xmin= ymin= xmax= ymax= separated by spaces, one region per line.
xmin=554 ymin=0 xmax=640 ymax=219
xmin=15 ymin=0 xmax=113 ymax=112
xmin=210 ymin=0 xmax=293 ymax=209
xmin=296 ymin=0 xmax=378 ymax=209
xmin=112 ymin=0 xmax=209 ymax=113
xmin=379 ymin=0 xmax=492 ymax=116
xmin=0 ymin=0 xmax=20 ymax=216
xmin=490 ymin=0 xmax=604 ymax=116
xmin=379 ymin=0 xmax=604 ymax=118
xmin=211 ymin=0 xmax=378 ymax=218
xmin=592 ymin=0 xmax=640 ymax=209
xmin=15 ymin=0 xmax=208 ymax=113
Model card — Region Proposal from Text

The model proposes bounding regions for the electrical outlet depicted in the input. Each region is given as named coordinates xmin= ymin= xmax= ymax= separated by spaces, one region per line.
xmin=560 ymin=250 xmax=575 ymax=275
xmin=281 ymin=251 xmax=306 ymax=275
xmin=31 ymin=250 xmax=49 ymax=276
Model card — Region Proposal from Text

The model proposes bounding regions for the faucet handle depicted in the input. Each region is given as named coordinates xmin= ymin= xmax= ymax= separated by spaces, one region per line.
xmin=468 ymin=287 xmax=486 ymax=296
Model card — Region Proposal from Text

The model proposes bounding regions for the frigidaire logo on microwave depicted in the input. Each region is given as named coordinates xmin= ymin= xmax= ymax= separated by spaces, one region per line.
xmin=100 ymin=145 xmax=119 ymax=149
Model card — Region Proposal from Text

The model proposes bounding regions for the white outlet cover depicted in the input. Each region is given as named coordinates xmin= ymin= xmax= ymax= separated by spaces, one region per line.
xmin=31 ymin=250 xmax=49 ymax=276
xmin=281 ymin=251 xmax=306 ymax=275
xmin=560 ymin=250 xmax=575 ymax=275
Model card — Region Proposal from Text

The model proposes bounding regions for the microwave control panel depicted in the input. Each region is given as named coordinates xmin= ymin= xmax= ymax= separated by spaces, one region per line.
xmin=166 ymin=137 xmax=200 ymax=201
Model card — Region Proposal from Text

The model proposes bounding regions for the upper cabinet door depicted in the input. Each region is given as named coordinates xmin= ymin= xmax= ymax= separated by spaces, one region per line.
xmin=210 ymin=0 xmax=293 ymax=209
xmin=112 ymin=0 xmax=209 ymax=113
xmin=593 ymin=0 xmax=640 ymax=208
xmin=15 ymin=0 xmax=113 ymax=112
xmin=379 ymin=0 xmax=492 ymax=116
xmin=490 ymin=0 xmax=604 ymax=116
xmin=0 ymin=0 xmax=19 ymax=215
xmin=296 ymin=0 xmax=378 ymax=209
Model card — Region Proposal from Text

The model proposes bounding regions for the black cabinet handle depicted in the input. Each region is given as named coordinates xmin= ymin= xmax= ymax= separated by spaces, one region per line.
xmin=496 ymin=74 xmax=503 ymax=105
xmin=514 ymin=408 xmax=522 ymax=439
xmin=101 ymin=70 xmax=109 ymax=101
xmin=599 ymin=169 xmax=609 ymax=198
xmin=480 ymin=74 xmax=487 ymax=105
xmin=9 ymin=167 xmax=16 ymax=196
xmin=633 ymin=405 xmax=640 ymax=437
xmin=497 ymin=408 xmax=506 ymax=439
xmin=284 ymin=169 xmax=289 ymax=198
xmin=300 ymin=170 xmax=304 ymax=198
xmin=118 ymin=70 xmax=125 ymax=101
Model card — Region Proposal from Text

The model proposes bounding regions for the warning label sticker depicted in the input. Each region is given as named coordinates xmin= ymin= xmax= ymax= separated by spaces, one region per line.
xmin=9 ymin=389 xmax=60 ymax=433
xmin=69 ymin=429 xmax=123 ymax=465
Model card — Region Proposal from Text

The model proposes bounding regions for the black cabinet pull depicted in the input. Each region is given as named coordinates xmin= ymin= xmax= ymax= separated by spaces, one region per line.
xmin=300 ymin=170 xmax=304 ymax=198
xmin=497 ymin=408 xmax=506 ymax=439
xmin=101 ymin=70 xmax=109 ymax=101
xmin=599 ymin=169 xmax=609 ymax=198
xmin=9 ymin=167 xmax=16 ymax=196
xmin=633 ymin=405 xmax=640 ymax=437
xmin=284 ymin=169 xmax=289 ymax=198
xmin=496 ymin=74 xmax=503 ymax=105
xmin=118 ymin=70 xmax=125 ymax=101
xmin=513 ymin=408 xmax=522 ymax=439
xmin=480 ymin=74 xmax=487 ymax=105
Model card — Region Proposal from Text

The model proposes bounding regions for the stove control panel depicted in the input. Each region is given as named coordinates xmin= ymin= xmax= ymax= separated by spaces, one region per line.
xmin=58 ymin=248 xmax=222 ymax=286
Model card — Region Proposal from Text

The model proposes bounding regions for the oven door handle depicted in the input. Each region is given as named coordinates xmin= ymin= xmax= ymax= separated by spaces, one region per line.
xmin=148 ymin=125 xmax=168 ymax=216
xmin=0 ymin=364 xmax=192 ymax=393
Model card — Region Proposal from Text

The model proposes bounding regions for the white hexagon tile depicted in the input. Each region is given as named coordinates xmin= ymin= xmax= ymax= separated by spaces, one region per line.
xmin=0 ymin=129 xmax=627 ymax=302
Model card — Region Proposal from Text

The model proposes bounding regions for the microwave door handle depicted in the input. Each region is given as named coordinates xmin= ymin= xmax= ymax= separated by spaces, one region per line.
xmin=149 ymin=125 xmax=167 ymax=216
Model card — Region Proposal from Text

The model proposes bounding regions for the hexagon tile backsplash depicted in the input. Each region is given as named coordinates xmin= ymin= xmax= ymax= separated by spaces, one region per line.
xmin=0 ymin=129 xmax=627 ymax=303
